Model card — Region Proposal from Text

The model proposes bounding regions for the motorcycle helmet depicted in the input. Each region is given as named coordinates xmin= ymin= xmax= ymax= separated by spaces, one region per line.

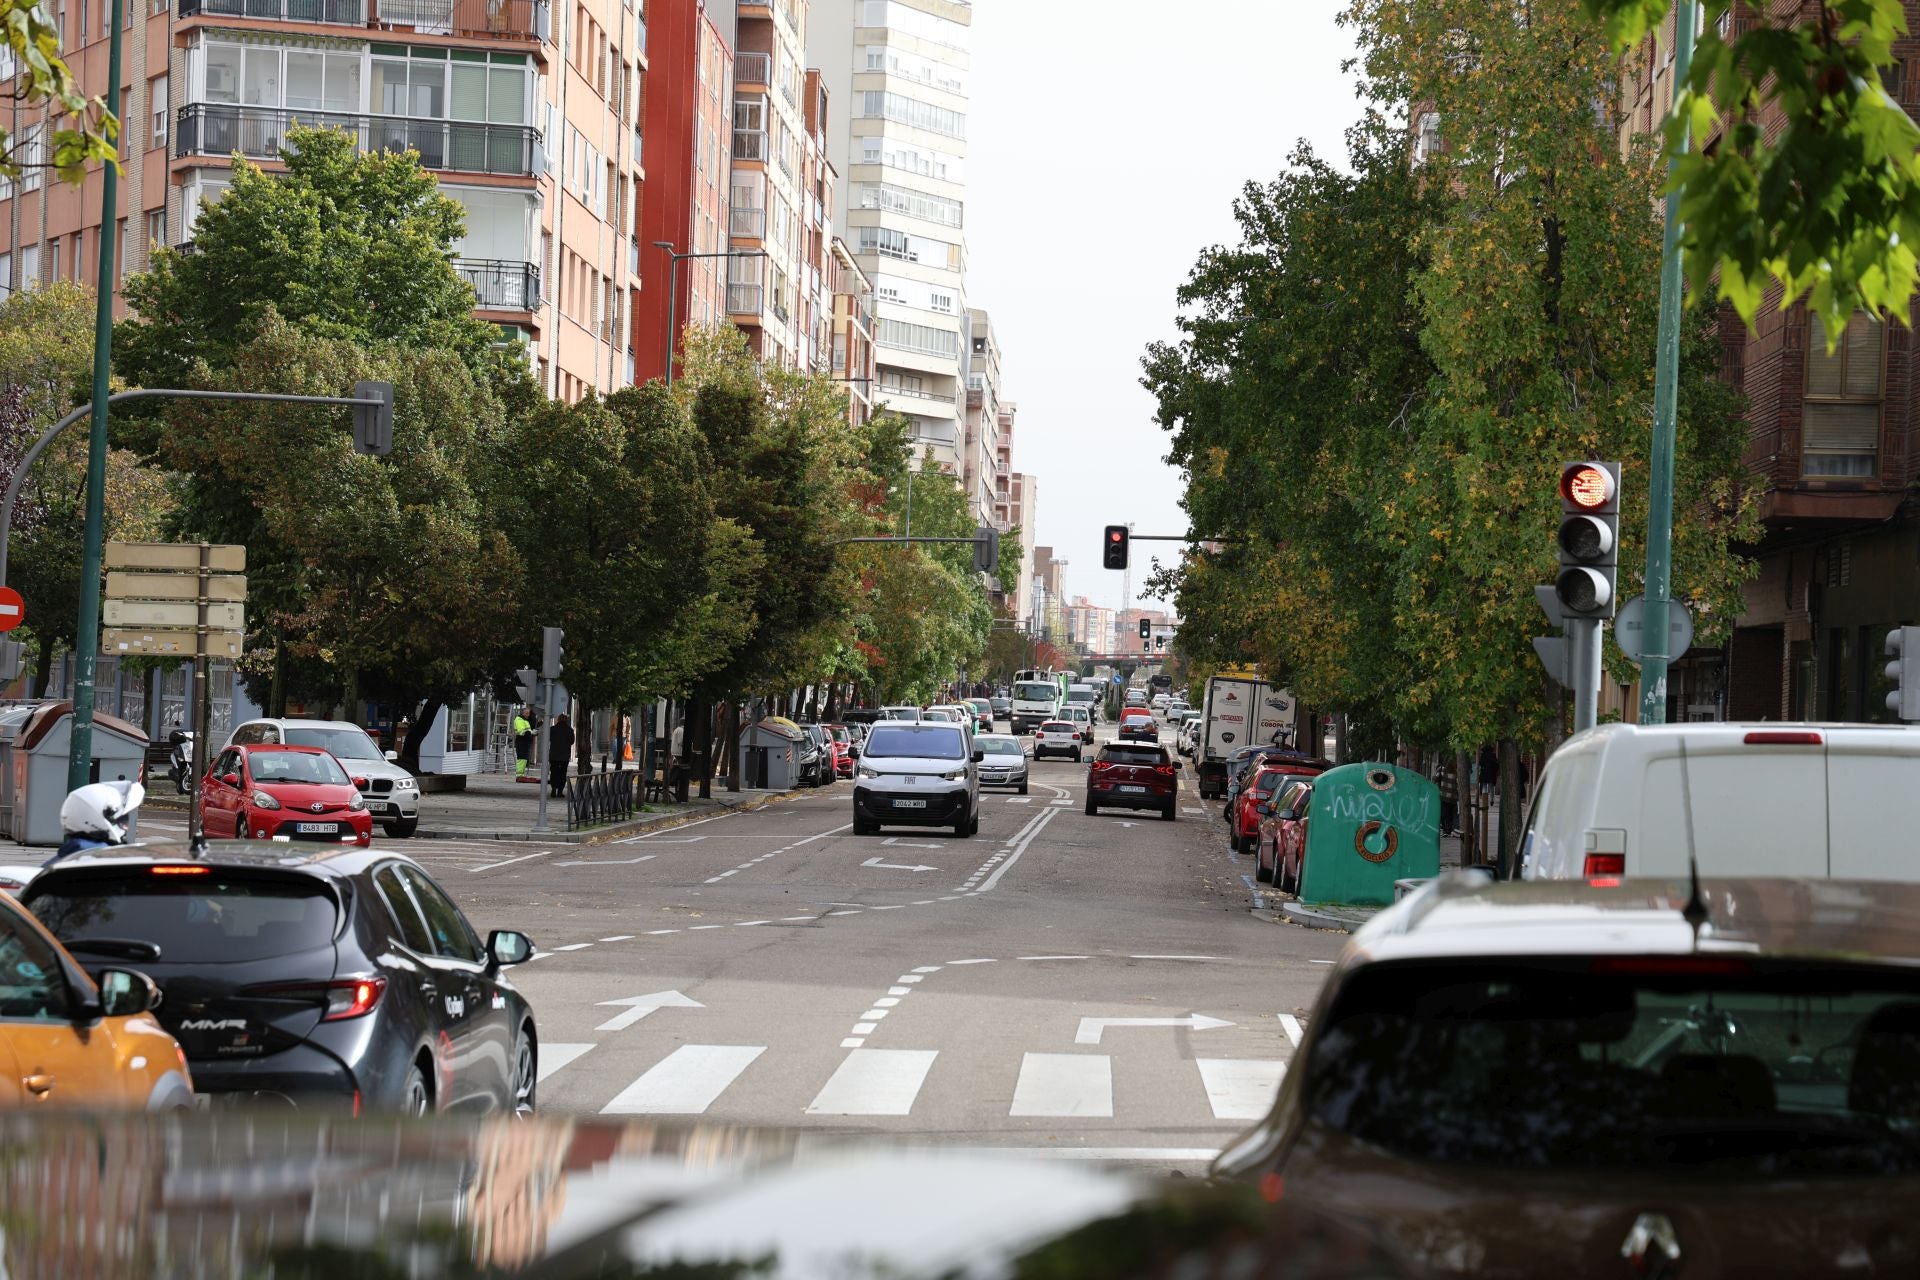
xmin=59 ymin=779 xmax=145 ymax=845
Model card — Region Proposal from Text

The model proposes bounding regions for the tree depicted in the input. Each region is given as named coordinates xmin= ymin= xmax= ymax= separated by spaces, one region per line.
xmin=116 ymin=126 xmax=502 ymax=395
xmin=0 ymin=0 xmax=118 ymax=184
xmin=1582 ymin=0 xmax=1920 ymax=340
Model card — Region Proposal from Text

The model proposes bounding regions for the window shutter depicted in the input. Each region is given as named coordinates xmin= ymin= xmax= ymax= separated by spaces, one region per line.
xmin=1804 ymin=403 xmax=1879 ymax=455
xmin=451 ymin=64 xmax=488 ymax=121
xmin=1806 ymin=313 xmax=1843 ymax=395
xmin=1844 ymin=312 xmax=1883 ymax=396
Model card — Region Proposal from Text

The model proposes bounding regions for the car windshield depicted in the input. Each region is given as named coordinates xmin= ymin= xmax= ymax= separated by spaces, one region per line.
xmin=1014 ymin=682 xmax=1057 ymax=700
xmin=29 ymin=872 xmax=340 ymax=964
xmin=863 ymin=725 xmax=966 ymax=761
xmin=828 ymin=727 xmax=850 ymax=743
xmin=1305 ymin=960 xmax=1920 ymax=1175
xmin=975 ymin=736 xmax=1022 ymax=755
xmin=1250 ymin=771 xmax=1287 ymax=796
xmin=283 ymin=726 xmax=383 ymax=762
xmin=1102 ymin=747 xmax=1166 ymax=766
xmin=249 ymin=751 xmax=351 ymax=785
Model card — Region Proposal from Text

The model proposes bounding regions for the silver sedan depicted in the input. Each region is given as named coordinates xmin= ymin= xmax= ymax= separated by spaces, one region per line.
xmin=972 ymin=734 xmax=1030 ymax=794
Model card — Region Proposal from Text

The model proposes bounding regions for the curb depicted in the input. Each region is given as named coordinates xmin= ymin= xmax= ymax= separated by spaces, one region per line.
xmin=1279 ymin=901 xmax=1380 ymax=932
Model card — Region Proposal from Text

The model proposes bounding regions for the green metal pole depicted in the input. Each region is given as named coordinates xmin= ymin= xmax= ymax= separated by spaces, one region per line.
xmin=69 ymin=0 xmax=126 ymax=791
xmin=1639 ymin=0 xmax=1696 ymax=727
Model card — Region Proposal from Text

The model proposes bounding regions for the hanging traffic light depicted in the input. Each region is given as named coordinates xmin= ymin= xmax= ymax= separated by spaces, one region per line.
xmin=541 ymin=626 xmax=565 ymax=680
xmin=1103 ymin=525 xmax=1129 ymax=570
xmin=1139 ymin=617 xmax=1151 ymax=641
xmin=1554 ymin=461 xmax=1621 ymax=618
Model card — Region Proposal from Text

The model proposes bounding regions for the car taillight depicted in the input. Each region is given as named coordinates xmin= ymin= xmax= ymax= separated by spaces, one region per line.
xmin=150 ymin=865 xmax=211 ymax=876
xmin=1157 ymin=765 xmax=1175 ymax=777
xmin=1582 ymin=853 xmax=1624 ymax=877
xmin=1744 ymin=730 xmax=1821 ymax=745
xmin=247 ymin=976 xmax=387 ymax=1020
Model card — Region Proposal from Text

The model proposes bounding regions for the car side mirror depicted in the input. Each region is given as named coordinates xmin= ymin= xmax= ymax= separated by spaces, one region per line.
xmin=221 ymin=773 xmax=241 ymax=789
xmin=385 ymin=750 xmax=399 ymax=762
xmin=488 ymin=929 xmax=534 ymax=969
xmin=971 ymin=749 xmax=985 ymax=763
xmin=1256 ymin=802 xmax=1274 ymax=816
xmin=94 ymin=968 xmax=161 ymax=1018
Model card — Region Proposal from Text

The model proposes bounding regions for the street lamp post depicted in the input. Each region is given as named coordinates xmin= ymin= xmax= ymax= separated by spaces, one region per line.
xmin=651 ymin=242 xmax=770 ymax=386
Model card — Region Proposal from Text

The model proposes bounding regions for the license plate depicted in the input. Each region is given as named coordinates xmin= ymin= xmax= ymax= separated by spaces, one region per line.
xmin=296 ymin=822 xmax=335 ymax=833
xmin=894 ymin=799 xmax=927 ymax=809
xmin=1119 ymin=785 xmax=1148 ymax=793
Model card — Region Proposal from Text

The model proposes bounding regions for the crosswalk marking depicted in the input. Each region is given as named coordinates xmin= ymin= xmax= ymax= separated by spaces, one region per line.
xmin=1194 ymin=1059 xmax=1286 ymax=1120
xmin=805 ymin=1048 xmax=938 ymax=1116
xmin=537 ymin=1043 xmax=596 ymax=1083
xmin=1010 ymin=1053 xmax=1112 ymax=1118
xmin=600 ymin=1045 xmax=765 ymax=1115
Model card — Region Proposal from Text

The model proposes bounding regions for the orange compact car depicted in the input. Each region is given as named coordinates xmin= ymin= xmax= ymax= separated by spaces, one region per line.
xmin=0 ymin=891 xmax=193 ymax=1109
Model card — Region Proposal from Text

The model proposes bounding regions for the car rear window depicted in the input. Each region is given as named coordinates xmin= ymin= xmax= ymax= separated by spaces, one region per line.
xmin=975 ymin=736 xmax=1022 ymax=754
xmin=863 ymin=724 xmax=966 ymax=760
xmin=1306 ymin=960 xmax=1920 ymax=1175
xmin=1040 ymin=721 xmax=1074 ymax=732
xmin=1101 ymin=747 xmax=1167 ymax=766
xmin=28 ymin=871 xmax=340 ymax=964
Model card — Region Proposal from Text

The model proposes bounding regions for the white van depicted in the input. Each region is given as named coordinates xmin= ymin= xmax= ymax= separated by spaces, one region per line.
xmin=1521 ymin=721 xmax=1920 ymax=881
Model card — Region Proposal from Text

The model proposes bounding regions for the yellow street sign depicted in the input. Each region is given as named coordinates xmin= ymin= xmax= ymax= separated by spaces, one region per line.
xmin=102 ymin=599 xmax=245 ymax=631
xmin=103 ymin=571 xmax=247 ymax=602
xmin=104 ymin=542 xmax=246 ymax=573
xmin=102 ymin=628 xmax=242 ymax=658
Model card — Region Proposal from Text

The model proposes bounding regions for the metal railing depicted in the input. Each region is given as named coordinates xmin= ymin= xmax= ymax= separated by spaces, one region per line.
xmin=732 ymin=129 xmax=766 ymax=161
xmin=374 ymin=0 xmax=549 ymax=40
xmin=180 ymin=0 xmax=363 ymax=24
xmin=176 ymin=104 xmax=543 ymax=175
xmin=772 ymin=297 xmax=790 ymax=323
xmin=455 ymin=258 xmax=540 ymax=310
xmin=730 ymin=207 xmax=765 ymax=237
xmin=878 ymin=384 xmax=954 ymax=404
xmin=726 ymin=283 xmax=763 ymax=313
xmin=736 ymin=52 xmax=771 ymax=84
xmin=565 ymin=769 xmax=636 ymax=830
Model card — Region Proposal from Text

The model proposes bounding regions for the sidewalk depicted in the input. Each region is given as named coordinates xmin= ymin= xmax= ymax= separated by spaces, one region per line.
xmin=145 ymin=772 xmax=816 ymax=845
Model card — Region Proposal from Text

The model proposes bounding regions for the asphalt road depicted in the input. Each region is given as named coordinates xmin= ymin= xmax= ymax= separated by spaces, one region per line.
xmin=397 ymin=722 xmax=1345 ymax=1166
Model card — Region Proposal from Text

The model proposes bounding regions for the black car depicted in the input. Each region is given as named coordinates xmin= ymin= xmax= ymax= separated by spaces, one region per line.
xmin=22 ymin=845 xmax=538 ymax=1115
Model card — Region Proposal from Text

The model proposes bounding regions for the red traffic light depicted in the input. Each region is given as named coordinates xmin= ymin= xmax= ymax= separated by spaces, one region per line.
xmin=1560 ymin=463 xmax=1614 ymax=510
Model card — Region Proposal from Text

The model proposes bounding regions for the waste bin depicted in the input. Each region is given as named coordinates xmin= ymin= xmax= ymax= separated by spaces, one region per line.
xmin=1298 ymin=762 xmax=1441 ymax=906
xmin=738 ymin=718 xmax=802 ymax=791
xmin=10 ymin=702 xmax=150 ymax=847
xmin=0 ymin=706 xmax=35 ymax=838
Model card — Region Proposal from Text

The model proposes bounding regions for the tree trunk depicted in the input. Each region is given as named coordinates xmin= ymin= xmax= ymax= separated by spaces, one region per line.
xmin=342 ymin=665 xmax=360 ymax=728
xmin=688 ymin=694 xmax=712 ymax=800
xmin=1497 ymin=736 xmax=1522 ymax=879
xmin=30 ymin=642 xmax=53 ymax=702
xmin=576 ymin=699 xmax=592 ymax=778
xmin=723 ymin=700 xmax=741 ymax=793
xmin=401 ymin=698 xmax=442 ymax=774
xmin=1455 ymin=748 xmax=1476 ymax=865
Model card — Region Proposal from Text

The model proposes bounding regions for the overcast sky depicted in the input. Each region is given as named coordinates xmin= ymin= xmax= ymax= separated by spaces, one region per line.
xmin=965 ymin=1 xmax=1361 ymax=615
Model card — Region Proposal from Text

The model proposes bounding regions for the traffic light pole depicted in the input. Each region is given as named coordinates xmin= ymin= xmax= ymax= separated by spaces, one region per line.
xmin=533 ymin=677 xmax=551 ymax=834
xmin=1569 ymin=617 xmax=1602 ymax=733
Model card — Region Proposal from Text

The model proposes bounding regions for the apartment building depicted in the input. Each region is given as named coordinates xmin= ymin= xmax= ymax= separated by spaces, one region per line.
xmin=959 ymin=305 xmax=1002 ymax=523
xmin=635 ymin=0 xmax=732 ymax=384
xmin=0 ymin=0 xmax=642 ymax=402
xmin=1062 ymin=595 xmax=1114 ymax=658
xmin=808 ymin=0 xmax=971 ymax=467
xmin=1615 ymin=2 xmax=1920 ymax=724
xmin=827 ymin=232 xmax=875 ymax=423
xmin=997 ymin=469 xmax=1034 ymax=625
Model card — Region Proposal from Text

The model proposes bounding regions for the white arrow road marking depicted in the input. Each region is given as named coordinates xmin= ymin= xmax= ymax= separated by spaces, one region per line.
xmin=882 ymin=837 xmax=945 ymax=849
xmin=536 ymin=1043 xmax=596 ymax=1083
xmin=1115 ymin=821 xmax=1139 ymax=828
xmin=593 ymin=989 xmax=705 ymax=1033
xmin=862 ymin=856 xmax=938 ymax=872
xmin=554 ymin=853 xmax=658 ymax=866
xmin=1278 ymin=1014 xmax=1304 ymax=1046
xmin=1074 ymin=1013 xmax=1235 ymax=1045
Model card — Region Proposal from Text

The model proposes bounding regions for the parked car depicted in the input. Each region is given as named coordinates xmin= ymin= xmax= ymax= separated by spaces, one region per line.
xmin=989 ymin=696 xmax=1012 ymax=720
xmin=973 ymin=734 xmax=1030 ymax=794
xmin=1223 ymin=747 xmax=1330 ymax=821
xmin=1033 ymin=719 xmax=1086 ymax=762
xmin=1257 ymin=777 xmax=1316 ymax=892
xmin=0 ymin=888 xmax=193 ymax=1109
xmin=227 ymin=719 xmax=420 ymax=838
xmin=877 ymin=706 xmax=923 ymax=722
xmin=23 ymin=847 xmax=538 ymax=1114
xmin=798 ymin=724 xmax=836 ymax=786
xmin=1212 ymin=873 xmax=1920 ymax=1274
xmin=1231 ymin=760 xmax=1324 ymax=856
xmin=1118 ymin=708 xmax=1159 ymax=743
xmin=1522 ymin=721 xmax=1920 ymax=881
xmin=200 ymin=744 xmax=375 ymax=847
xmin=1177 ymin=712 xmax=1204 ymax=757
xmin=852 ymin=722 xmax=981 ymax=838
xmin=1085 ymin=743 xmax=1179 ymax=821
xmin=823 ymin=724 xmax=857 ymax=779
xmin=964 ymin=698 xmax=995 ymax=733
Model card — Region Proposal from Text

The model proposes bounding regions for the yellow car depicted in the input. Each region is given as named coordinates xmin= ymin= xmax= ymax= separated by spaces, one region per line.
xmin=0 ymin=892 xmax=193 ymax=1109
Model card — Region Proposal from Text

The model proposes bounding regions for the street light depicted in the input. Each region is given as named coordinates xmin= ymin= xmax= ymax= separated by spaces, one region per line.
xmin=652 ymin=242 xmax=770 ymax=386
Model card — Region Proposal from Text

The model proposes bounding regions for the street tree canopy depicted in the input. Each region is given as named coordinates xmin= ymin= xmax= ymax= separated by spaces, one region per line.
xmin=0 ymin=0 xmax=119 ymax=185
xmin=1582 ymin=0 xmax=1920 ymax=340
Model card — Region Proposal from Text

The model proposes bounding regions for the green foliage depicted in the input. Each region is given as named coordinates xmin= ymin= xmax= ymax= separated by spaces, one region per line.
xmin=0 ymin=0 xmax=119 ymax=184
xmin=1582 ymin=0 xmax=1920 ymax=342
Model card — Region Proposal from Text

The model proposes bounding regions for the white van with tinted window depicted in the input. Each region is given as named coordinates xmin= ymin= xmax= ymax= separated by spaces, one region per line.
xmin=1521 ymin=721 xmax=1920 ymax=882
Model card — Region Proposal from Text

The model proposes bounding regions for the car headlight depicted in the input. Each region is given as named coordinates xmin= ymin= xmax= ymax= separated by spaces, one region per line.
xmin=348 ymin=794 xmax=366 ymax=811
xmin=396 ymin=778 xmax=418 ymax=791
xmin=942 ymin=769 xmax=966 ymax=781
xmin=857 ymin=766 xmax=880 ymax=779
xmin=250 ymin=789 xmax=282 ymax=810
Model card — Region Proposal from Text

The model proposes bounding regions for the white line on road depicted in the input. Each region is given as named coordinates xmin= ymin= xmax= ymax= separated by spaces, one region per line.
xmin=555 ymin=854 xmax=658 ymax=867
xmin=1278 ymin=1015 xmax=1304 ymax=1046
xmin=973 ymin=805 xmax=1062 ymax=893
xmin=599 ymin=935 xmax=635 ymax=942
xmin=734 ymin=920 xmax=772 ymax=927
xmin=1195 ymin=1059 xmax=1287 ymax=1121
xmin=470 ymin=850 xmax=552 ymax=873
xmin=646 ymin=929 xmax=680 ymax=935
xmin=947 ymin=958 xmax=996 ymax=965
xmin=536 ymin=1043 xmax=595 ymax=1083
xmin=612 ymin=812 xmax=737 ymax=843
xmin=1010 ymin=1053 xmax=1113 ymax=1118
xmin=779 ymin=915 xmax=815 ymax=922
xmin=600 ymin=1045 xmax=765 ymax=1114
xmin=553 ymin=943 xmax=593 ymax=952
xmin=1075 ymin=1014 xmax=1234 ymax=1045
xmin=1130 ymin=955 xmax=1217 ymax=961
xmin=1018 ymin=955 xmax=1090 ymax=961
xmin=805 ymin=1048 xmax=938 ymax=1116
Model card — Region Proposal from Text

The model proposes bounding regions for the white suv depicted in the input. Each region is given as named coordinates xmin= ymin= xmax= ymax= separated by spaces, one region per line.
xmin=226 ymin=719 xmax=420 ymax=837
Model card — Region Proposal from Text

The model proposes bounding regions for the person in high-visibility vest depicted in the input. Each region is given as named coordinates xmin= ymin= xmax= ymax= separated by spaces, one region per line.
xmin=513 ymin=708 xmax=533 ymax=776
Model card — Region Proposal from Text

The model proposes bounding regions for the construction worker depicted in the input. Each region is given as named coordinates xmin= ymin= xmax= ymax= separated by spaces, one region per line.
xmin=513 ymin=706 xmax=534 ymax=776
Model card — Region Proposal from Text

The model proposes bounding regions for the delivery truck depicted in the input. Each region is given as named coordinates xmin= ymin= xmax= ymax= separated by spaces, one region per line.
xmin=1197 ymin=671 xmax=1297 ymax=798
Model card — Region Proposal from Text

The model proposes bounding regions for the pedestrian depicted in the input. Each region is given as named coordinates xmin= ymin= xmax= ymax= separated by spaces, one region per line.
xmin=1477 ymin=744 xmax=1498 ymax=800
xmin=669 ymin=716 xmax=689 ymax=803
xmin=548 ymin=713 xmax=574 ymax=798
xmin=1435 ymin=760 xmax=1459 ymax=837
xmin=513 ymin=706 xmax=533 ymax=777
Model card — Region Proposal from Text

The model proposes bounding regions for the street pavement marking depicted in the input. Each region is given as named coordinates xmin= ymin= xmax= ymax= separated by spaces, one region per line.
xmin=537 ymin=1043 xmax=596 ymax=1083
xmin=601 ymin=1044 xmax=766 ymax=1115
xmin=690 ymin=924 xmax=726 ymax=930
xmin=646 ymin=929 xmax=680 ymax=935
xmin=599 ymin=935 xmax=635 ymax=942
xmin=1130 ymin=955 xmax=1217 ymax=961
xmin=779 ymin=915 xmax=816 ymax=922
xmin=912 ymin=965 xmax=944 ymax=973
xmin=840 ymin=1038 xmax=864 ymax=1048
xmin=1007 ymin=798 xmax=1032 ymax=804
xmin=805 ymin=1048 xmax=939 ymax=1116
xmin=1278 ymin=1015 xmax=1304 ymax=1046
xmin=1195 ymin=1059 xmax=1286 ymax=1121
xmin=859 ymin=1008 xmax=890 ymax=1020
xmin=947 ymin=958 xmax=996 ymax=965
xmin=471 ymin=850 xmax=553 ymax=873
xmin=553 ymin=943 xmax=593 ymax=952
xmin=556 ymin=854 xmax=657 ymax=867
xmin=1010 ymin=1053 xmax=1113 ymax=1118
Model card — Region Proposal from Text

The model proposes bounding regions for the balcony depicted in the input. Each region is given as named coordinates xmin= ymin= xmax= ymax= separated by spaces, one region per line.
xmin=177 ymin=104 xmax=543 ymax=176
xmin=375 ymin=0 xmax=550 ymax=41
xmin=456 ymin=257 xmax=540 ymax=310
xmin=727 ymin=283 xmax=763 ymax=314
xmin=736 ymin=52 xmax=771 ymax=85
xmin=732 ymin=129 xmax=766 ymax=161
xmin=730 ymin=207 xmax=765 ymax=238
xmin=180 ymin=0 xmax=363 ymax=25
xmin=772 ymin=297 xmax=790 ymax=323
xmin=877 ymin=384 xmax=954 ymax=406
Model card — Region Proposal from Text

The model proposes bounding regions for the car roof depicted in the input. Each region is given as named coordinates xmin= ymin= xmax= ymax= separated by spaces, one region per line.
xmin=238 ymin=718 xmax=366 ymax=730
xmin=237 ymin=744 xmax=328 ymax=755
xmin=25 ymin=840 xmax=397 ymax=883
xmin=1355 ymin=874 xmax=1920 ymax=966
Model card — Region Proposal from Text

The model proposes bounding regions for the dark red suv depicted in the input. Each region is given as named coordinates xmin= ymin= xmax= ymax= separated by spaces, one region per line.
xmin=1085 ymin=743 xmax=1179 ymax=821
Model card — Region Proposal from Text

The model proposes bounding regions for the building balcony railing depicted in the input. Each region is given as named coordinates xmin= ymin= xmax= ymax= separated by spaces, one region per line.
xmin=180 ymin=0 xmax=364 ymax=26
xmin=374 ymin=0 xmax=549 ymax=41
xmin=771 ymin=297 xmax=790 ymax=323
xmin=456 ymin=257 xmax=540 ymax=310
xmin=177 ymin=104 xmax=543 ymax=176
xmin=727 ymin=283 xmax=763 ymax=314
xmin=877 ymin=384 xmax=954 ymax=405
xmin=777 ymin=151 xmax=794 ymax=180
xmin=736 ymin=52 xmax=771 ymax=85
xmin=730 ymin=207 xmax=765 ymax=238
xmin=732 ymin=129 xmax=766 ymax=161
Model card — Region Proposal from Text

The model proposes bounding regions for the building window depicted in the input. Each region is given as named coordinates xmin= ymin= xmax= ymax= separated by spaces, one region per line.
xmin=20 ymin=122 xmax=44 ymax=192
xmin=1414 ymin=112 xmax=1442 ymax=165
xmin=21 ymin=245 xmax=38 ymax=289
xmin=150 ymin=74 xmax=168 ymax=148
xmin=146 ymin=208 xmax=167 ymax=249
xmin=0 ymin=252 xmax=10 ymax=300
xmin=116 ymin=219 xmax=127 ymax=281
xmin=1804 ymin=311 xmax=1883 ymax=478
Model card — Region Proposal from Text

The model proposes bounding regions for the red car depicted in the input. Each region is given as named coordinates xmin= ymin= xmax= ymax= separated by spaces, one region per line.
xmin=824 ymin=725 xmax=857 ymax=779
xmin=200 ymin=744 xmax=374 ymax=846
xmin=1117 ymin=708 xmax=1159 ymax=743
xmin=1231 ymin=762 xmax=1324 ymax=855
xmin=1085 ymin=742 xmax=1179 ymax=820
xmin=1257 ymin=777 xmax=1316 ymax=893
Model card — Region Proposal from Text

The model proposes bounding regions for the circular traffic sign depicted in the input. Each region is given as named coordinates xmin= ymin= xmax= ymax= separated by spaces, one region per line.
xmin=1614 ymin=594 xmax=1694 ymax=665
xmin=0 ymin=586 xmax=24 ymax=633
xmin=1560 ymin=462 xmax=1614 ymax=510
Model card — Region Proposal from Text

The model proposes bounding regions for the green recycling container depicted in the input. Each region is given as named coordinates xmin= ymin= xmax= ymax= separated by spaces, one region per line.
xmin=1298 ymin=762 xmax=1441 ymax=906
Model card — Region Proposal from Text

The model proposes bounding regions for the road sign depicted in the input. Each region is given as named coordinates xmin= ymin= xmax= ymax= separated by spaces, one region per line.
xmin=593 ymin=990 xmax=704 ymax=1033
xmin=1614 ymin=594 xmax=1694 ymax=666
xmin=103 ymin=598 xmax=245 ymax=631
xmin=0 ymin=586 xmax=23 ymax=633
xmin=104 ymin=541 xmax=246 ymax=573
xmin=103 ymin=627 xmax=242 ymax=658
xmin=1074 ymin=1013 xmax=1234 ymax=1045
xmin=104 ymin=570 xmax=247 ymax=602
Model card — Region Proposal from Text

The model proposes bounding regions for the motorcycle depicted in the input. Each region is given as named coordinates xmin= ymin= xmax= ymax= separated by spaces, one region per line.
xmin=167 ymin=728 xmax=194 ymax=795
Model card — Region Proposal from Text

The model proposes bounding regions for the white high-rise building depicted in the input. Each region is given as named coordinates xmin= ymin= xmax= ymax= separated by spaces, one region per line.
xmin=809 ymin=0 xmax=971 ymax=472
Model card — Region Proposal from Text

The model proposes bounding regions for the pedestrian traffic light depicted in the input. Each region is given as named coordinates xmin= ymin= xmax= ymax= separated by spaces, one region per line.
xmin=1104 ymin=525 xmax=1129 ymax=570
xmin=1886 ymin=626 xmax=1920 ymax=720
xmin=541 ymin=626 xmax=565 ymax=680
xmin=1139 ymin=617 xmax=1151 ymax=641
xmin=352 ymin=380 xmax=394 ymax=456
xmin=1554 ymin=461 xmax=1621 ymax=618
xmin=514 ymin=667 xmax=539 ymax=704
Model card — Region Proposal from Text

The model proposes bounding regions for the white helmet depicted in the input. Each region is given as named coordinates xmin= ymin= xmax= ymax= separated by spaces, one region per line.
xmin=60 ymin=780 xmax=145 ymax=844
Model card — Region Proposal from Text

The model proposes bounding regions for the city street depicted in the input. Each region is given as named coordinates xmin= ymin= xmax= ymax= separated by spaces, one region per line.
xmin=409 ymin=729 xmax=1339 ymax=1164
